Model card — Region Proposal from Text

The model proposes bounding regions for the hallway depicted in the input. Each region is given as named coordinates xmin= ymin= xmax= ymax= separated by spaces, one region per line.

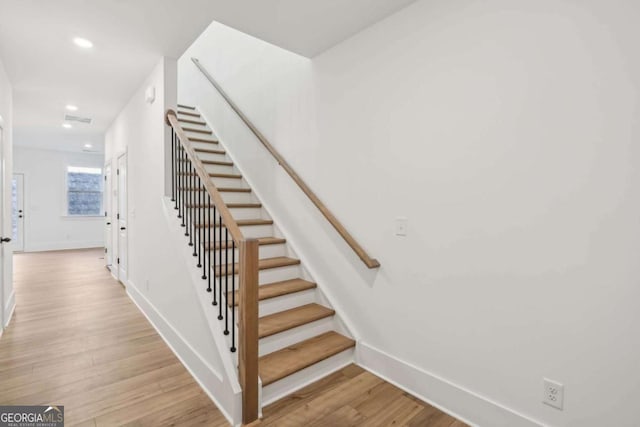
xmin=0 ymin=249 xmax=466 ymax=426
xmin=1 ymin=249 xmax=228 ymax=426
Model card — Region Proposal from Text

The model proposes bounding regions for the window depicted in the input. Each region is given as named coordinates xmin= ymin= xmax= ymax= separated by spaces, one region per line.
xmin=67 ymin=166 xmax=103 ymax=216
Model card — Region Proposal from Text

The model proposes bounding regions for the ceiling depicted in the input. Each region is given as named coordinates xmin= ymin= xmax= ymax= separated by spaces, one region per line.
xmin=0 ymin=0 xmax=416 ymax=152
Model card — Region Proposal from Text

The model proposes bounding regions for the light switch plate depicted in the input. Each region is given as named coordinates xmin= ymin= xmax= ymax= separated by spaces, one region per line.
xmin=395 ymin=217 xmax=408 ymax=236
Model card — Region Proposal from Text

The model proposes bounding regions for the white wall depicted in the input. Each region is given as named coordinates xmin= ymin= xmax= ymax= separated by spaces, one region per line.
xmin=179 ymin=1 xmax=640 ymax=425
xmin=13 ymin=147 xmax=104 ymax=252
xmin=0 ymin=57 xmax=14 ymax=331
xmin=104 ymin=57 xmax=241 ymax=425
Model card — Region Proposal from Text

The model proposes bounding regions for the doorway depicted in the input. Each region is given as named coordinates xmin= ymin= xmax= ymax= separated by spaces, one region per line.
xmin=11 ymin=174 xmax=24 ymax=252
xmin=116 ymin=153 xmax=128 ymax=285
xmin=104 ymin=162 xmax=113 ymax=271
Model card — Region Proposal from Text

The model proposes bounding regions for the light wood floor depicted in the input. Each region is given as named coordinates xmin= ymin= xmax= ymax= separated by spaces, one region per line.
xmin=1 ymin=249 xmax=467 ymax=427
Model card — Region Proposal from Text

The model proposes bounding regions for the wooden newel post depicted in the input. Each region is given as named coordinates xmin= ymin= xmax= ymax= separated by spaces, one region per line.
xmin=239 ymin=238 xmax=260 ymax=424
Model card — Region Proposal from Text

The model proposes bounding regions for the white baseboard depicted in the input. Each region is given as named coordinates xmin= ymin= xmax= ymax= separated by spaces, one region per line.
xmin=25 ymin=241 xmax=104 ymax=252
xmin=357 ymin=342 xmax=542 ymax=427
xmin=126 ymin=283 xmax=237 ymax=426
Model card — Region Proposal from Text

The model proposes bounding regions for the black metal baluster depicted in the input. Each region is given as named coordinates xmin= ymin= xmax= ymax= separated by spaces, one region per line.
xmin=231 ymin=239 xmax=236 ymax=352
xmin=180 ymin=147 xmax=185 ymax=225
xmin=204 ymin=195 xmax=209 ymax=286
xmin=171 ymin=131 xmax=175 ymax=202
xmin=197 ymin=178 xmax=202 ymax=265
xmin=218 ymin=213 xmax=223 ymax=320
xmin=191 ymin=169 xmax=197 ymax=252
xmin=187 ymin=162 xmax=192 ymax=239
xmin=212 ymin=205 xmax=217 ymax=305
xmin=174 ymin=132 xmax=179 ymax=211
xmin=224 ymin=227 xmax=229 ymax=336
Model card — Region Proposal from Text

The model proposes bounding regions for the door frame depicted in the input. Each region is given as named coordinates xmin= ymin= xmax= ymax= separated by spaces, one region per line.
xmin=12 ymin=173 xmax=24 ymax=252
xmin=0 ymin=121 xmax=4 ymax=330
xmin=104 ymin=161 xmax=113 ymax=272
xmin=116 ymin=151 xmax=128 ymax=286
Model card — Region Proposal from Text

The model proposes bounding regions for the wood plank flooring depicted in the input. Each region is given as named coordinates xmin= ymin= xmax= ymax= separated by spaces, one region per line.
xmin=1 ymin=249 xmax=227 ymax=426
xmin=1 ymin=248 xmax=467 ymax=427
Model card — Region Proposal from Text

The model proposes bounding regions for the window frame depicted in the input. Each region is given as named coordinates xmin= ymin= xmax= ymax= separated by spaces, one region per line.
xmin=64 ymin=165 xmax=104 ymax=217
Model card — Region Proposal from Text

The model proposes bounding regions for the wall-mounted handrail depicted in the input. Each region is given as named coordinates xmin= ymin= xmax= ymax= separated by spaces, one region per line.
xmin=166 ymin=109 xmax=259 ymax=424
xmin=191 ymin=57 xmax=381 ymax=269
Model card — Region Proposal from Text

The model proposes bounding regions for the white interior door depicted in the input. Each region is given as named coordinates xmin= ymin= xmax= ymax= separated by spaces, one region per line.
xmin=104 ymin=163 xmax=113 ymax=271
xmin=117 ymin=153 xmax=128 ymax=284
xmin=0 ymin=126 xmax=5 ymax=328
xmin=11 ymin=174 xmax=24 ymax=252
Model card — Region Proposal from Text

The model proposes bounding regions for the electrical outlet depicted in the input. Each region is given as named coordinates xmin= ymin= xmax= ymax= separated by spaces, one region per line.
xmin=395 ymin=217 xmax=408 ymax=236
xmin=145 ymin=279 xmax=150 ymax=291
xmin=543 ymin=378 xmax=564 ymax=410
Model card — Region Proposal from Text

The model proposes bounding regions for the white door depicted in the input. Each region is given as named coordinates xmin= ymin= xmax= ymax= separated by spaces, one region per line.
xmin=104 ymin=163 xmax=113 ymax=271
xmin=117 ymin=153 xmax=128 ymax=284
xmin=0 ymin=126 xmax=5 ymax=328
xmin=11 ymin=174 xmax=24 ymax=252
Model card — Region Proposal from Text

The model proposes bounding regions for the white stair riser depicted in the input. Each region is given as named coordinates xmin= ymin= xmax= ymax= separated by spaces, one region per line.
xmin=256 ymin=288 xmax=317 ymax=317
xmin=219 ymin=191 xmax=255 ymax=204
xmin=181 ymin=190 xmax=255 ymax=205
xmin=229 ymin=207 xmax=264 ymax=220
xmin=184 ymin=129 xmax=215 ymax=139
xmin=230 ymin=287 xmax=316 ymax=319
xmin=209 ymin=243 xmax=286 ymax=260
xmin=215 ymin=264 xmax=301 ymax=284
xmin=261 ymin=348 xmax=355 ymax=406
xmin=258 ymin=317 xmax=335 ymax=357
xmin=236 ymin=224 xmax=274 ymax=238
xmin=209 ymin=176 xmax=245 ymax=188
xmin=191 ymin=141 xmax=220 ymax=150
xmin=197 ymin=151 xmax=228 ymax=162
xmin=187 ymin=206 xmax=263 ymax=220
xmin=180 ymin=121 xmax=208 ymax=129
xmin=203 ymin=163 xmax=236 ymax=175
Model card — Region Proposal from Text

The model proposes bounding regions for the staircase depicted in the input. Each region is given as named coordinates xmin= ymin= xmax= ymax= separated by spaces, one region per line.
xmin=172 ymin=104 xmax=356 ymax=412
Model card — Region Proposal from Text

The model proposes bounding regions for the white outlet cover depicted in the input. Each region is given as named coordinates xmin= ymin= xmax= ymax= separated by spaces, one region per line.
xmin=543 ymin=378 xmax=564 ymax=410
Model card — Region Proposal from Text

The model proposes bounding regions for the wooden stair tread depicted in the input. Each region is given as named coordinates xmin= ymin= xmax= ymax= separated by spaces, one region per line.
xmin=219 ymin=187 xmax=251 ymax=193
xmin=215 ymin=256 xmax=300 ymax=276
xmin=258 ymin=304 xmax=334 ymax=338
xmin=189 ymin=137 xmax=218 ymax=144
xmin=177 ymin=104 xmax=196 ymax=110
xmin=195 ymin=219 xmax=273 ymax=228
xmin=178 ymin=118 xmax=206 ymax=126
xmin=194 ymin=147 xmax=226 ymax=155
xmin=186 ymin=200 xmax=258 ymax=210
xmin=179 ymin=158 xmax=232 ymax=166
xmin=227 ymin=203 xmax=261 ymax=208
xmin=180 ymin=172 xmax=241 ymax=179
xmin=182 ymin=127 xmax=212 ymax=134
xmin=179 ymin=187 xmax=250 ymax=193
xmin=207 ymin=236 xmax=285 ymax=250
xmin=177 ymin=110 xmax=200 ymax=118
xmin=227 ymin=278 xmax=315 ymax=307
xmin=259 ymin=331 xmax=355 ymax=386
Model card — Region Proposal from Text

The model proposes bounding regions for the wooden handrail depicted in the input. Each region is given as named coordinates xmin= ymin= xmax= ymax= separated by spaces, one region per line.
xmin=191 ymin=57 xmax=381 ymax=269
xmin=166 ymin=109 xmax=259 ymax=424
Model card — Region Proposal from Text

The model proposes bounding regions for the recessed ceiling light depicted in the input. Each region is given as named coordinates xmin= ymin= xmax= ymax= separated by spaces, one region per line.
xmin=84 ymin=143 xmax=93 ymax=148
xmin=62 ymin=123 xmax=72 ymax=129
xmin=66 ymin=104 xmax=78 ymax=111
xmin=73 ymin=37 xmax=93 ymax=49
